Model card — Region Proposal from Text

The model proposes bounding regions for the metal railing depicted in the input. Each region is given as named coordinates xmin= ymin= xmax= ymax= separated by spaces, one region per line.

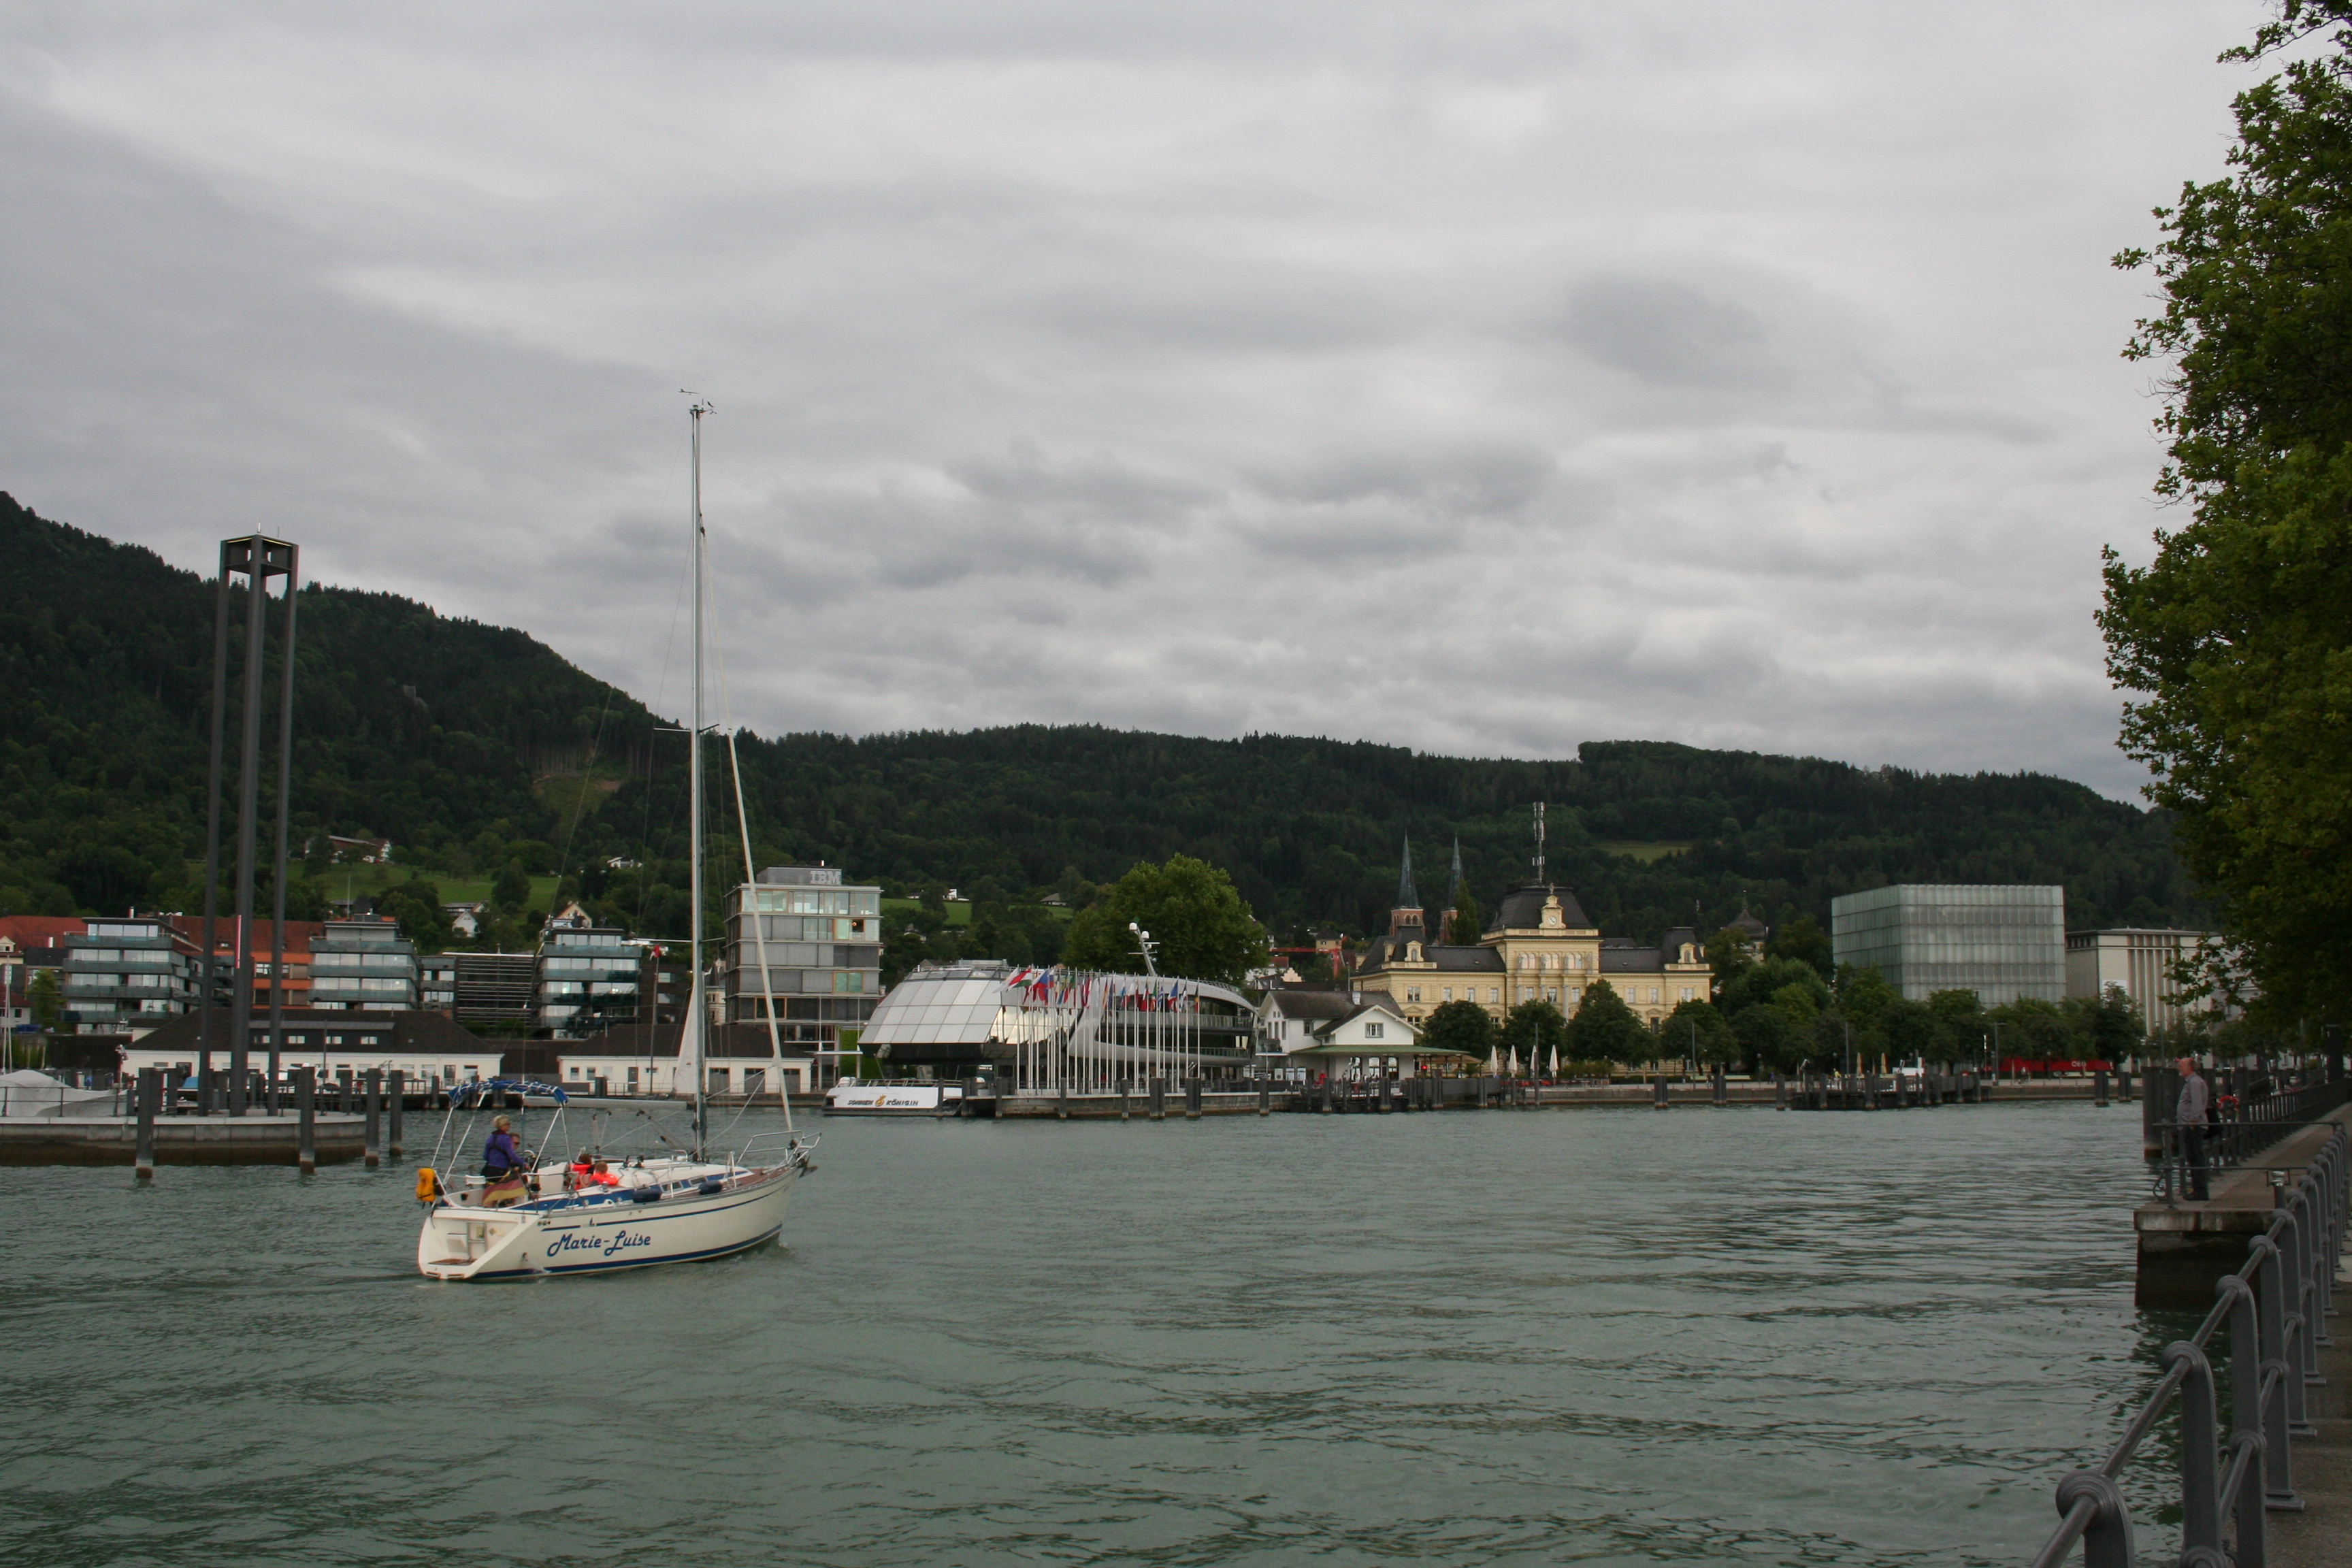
xmin=2153 ymin=1075 xmax=2352 ymax=1201
xmin=2029 ymin=1121 xmax=2348 ymax=1567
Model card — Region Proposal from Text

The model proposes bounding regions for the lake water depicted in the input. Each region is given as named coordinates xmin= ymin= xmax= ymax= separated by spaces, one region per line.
xmin=1 ymin=1100 xmax=2181 ymax=1567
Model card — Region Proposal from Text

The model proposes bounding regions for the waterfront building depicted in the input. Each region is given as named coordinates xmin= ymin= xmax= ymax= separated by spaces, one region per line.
xmin=59 ymin=916 xmax=201 ymax=1035
xmin=1255 ymin=987 xmax=1453 ymax=1080
xmin=2065 ymin=928 xmax=2228 ymax=1038
xmin=723 ymin=865 xmax=884 ymax=1081
xmin=306 ymin=917 xmax=419 ymax=1010
xmin=419 ymin=953 xmax=456 ymax=1012
xmin=1352 ymin=845 xmax=1708 ymax=1030
xmin=125 ymin=1007 xmax=502 ymax=1086
xmin=453 ymin=951 xmax=536 ymax=1030
xmin=559 ymin=1019 xmax=815 ymax=1098
xmin=1829 ymin=884 xmax=2065 ymax=1005
xmin=192 ymin=919 xmax=325 ymax=1013
xmin=536 ymin=916 xmax=647 ymax=1039
xmin=862 ymin=959 xmax=1259 ymax=1091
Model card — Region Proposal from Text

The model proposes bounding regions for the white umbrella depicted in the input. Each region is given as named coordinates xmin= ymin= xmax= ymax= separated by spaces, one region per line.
xmin=1507 ymin=1047 xmax=1521 ymax=1076
xmin=1485 ymin=1047 xmax=1501 ymax=1075
xmin=1548 ymin=1045 xmax=1560 ymax=1078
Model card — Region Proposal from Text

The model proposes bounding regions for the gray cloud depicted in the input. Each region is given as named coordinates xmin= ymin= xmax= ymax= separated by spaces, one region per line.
xmin=0 ymin=1 xmax=2267 ymax=800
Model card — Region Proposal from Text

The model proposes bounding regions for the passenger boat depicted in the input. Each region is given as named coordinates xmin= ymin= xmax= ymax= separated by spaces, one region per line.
xmin=414 ymin=402 xmax=818 ymax=1280
xmin=823 ymin=1081 xmax=967 ymax=1115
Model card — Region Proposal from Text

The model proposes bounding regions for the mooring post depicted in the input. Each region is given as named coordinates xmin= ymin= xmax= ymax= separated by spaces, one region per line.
xmin=2094 ymin=1069 xmax=2109 ymax=1107
xmin=387 ymin=1069 xmax=404 ymax=1156
xmin=1258 ymin=1075 xmax=1270 ymax=1117
xmin=1057 ymin=1082 xmax=1069 ymax=1120
xmin=1711 ymin=1068 xmax=1726 ymax=1108
xmin=1186 ymin=1078 xmax=1202 ymax=1120
xmin=133 ymin=1066 xmax=158 ymax=1180
xmin=1774 ymin=1072 xmax=1786 ymax=1109
xmin=295 ymin=1066 xmax=316 ymax=1174
xmin=363 ymin=1069 xmax=382 ymax=1166
xmin=1118 ymin=1077 xmax=1130 ymax=1122
xmin=1149 ymin=1077 xmax=1165 ymax=1122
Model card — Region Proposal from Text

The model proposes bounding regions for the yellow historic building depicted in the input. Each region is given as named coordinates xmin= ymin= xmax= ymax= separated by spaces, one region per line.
xmin=1352 ymin=847 xmax=1710 ymax=1031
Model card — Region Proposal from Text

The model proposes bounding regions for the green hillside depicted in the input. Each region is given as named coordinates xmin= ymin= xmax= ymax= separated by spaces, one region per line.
xmin=1 ymin=493 xmax=2196 ymax=946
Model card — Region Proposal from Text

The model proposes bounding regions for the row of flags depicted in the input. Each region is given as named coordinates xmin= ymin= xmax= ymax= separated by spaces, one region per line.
xmin=1000 ymin=967 xmax=1200 ymax=1011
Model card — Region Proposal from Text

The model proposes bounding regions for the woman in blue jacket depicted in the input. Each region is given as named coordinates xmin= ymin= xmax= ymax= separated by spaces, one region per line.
xmin=482 ymin=1115 xmax=524 ymax=1178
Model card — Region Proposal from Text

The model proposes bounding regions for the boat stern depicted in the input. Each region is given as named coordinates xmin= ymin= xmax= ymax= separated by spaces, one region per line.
xmin=417 ymin=1205 xmax=543 ymax=1281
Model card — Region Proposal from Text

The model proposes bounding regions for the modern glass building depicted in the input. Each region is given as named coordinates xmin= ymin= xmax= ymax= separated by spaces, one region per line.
xmin=60 ymin=917 xmax=200 ymax=1034
xmin=537 ymin=922 xmax=647 ymax=1038
xmin=723 ymin=865 xmax=884 ymax=1079
xmin=1829 ymin=884 xmax=2065 ymax=1005
xmin=307 ymin=917 xmax=419 ymax=1009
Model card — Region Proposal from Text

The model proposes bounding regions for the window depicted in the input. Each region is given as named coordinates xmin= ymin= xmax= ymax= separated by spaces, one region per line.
xmin=1545 ymin=987 xmax=1557 ymax=1003
xmin=1365 ymin=1022 xmax=1384 ymax=1040
xmin=1440 ymin=987 xmax=1452 ymax=1002
xmin=1405 ymin=987 xmax=1421 ymax=1003
xmin=1487 ymin=987 xmax=1499 ymax=1003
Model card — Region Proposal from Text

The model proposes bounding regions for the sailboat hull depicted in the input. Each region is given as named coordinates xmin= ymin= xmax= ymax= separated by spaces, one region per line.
xmin=418 ymin=1163 xmax=798 ymax=1281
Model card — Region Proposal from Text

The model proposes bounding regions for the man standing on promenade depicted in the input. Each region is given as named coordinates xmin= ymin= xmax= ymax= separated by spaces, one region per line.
xmin=2174 ymin=1056 xmax=2211 ymax=1201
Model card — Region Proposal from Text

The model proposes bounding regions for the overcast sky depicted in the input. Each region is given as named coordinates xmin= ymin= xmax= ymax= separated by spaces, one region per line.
xmin=0 ymin=2 xmax=2277 ymax=798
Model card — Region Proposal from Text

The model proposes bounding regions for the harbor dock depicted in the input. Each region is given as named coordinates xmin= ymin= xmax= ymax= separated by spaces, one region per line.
xmin=0 ymin=1112 xmax=368 ymax=1166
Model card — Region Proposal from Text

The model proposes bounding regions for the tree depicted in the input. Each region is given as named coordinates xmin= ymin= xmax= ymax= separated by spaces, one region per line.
xmin=1767 ymin=914 xmax=1833 ymax=979
xmin=377 ymin=876 xmax=451 ymax=951
xmin=2101 ymin=2 xmax=2352 ymax=1025
xmin=1447 ymin=886 xmax=1484 ymax=947
xmin=1567 ymin=981 xmax=1647 ymax=1064
xmin=1501 ymin=998 xmax=1569 ymax=1061
xmin=1991 ymin=996 xmax=2072 ymax=1061
xmin=1705 ymin=927 xmax=1756 ymax=990
xmin=1058 ymin=854 xmax=1269 ymax=985
xmin=491 ymin=859 xmax=531 ymax=911
xmin=1420 ymin=998 xmax=1497 ymax=1062
xmin=1718 ymin=957 xmax=1830 ymax=1020
xmin=28 ymin=966 xmax=61 ymax=1030
xmin=1732 ymin=1003 xmax=1795 ymax=1073
xmin=1835 ymin=964 xmax=1900 ymax=1033
xmin=1925 ymin=988 xmax=1987 ymax=1064
xmin=1665 ymin=996 xmax=1737 ymax=1066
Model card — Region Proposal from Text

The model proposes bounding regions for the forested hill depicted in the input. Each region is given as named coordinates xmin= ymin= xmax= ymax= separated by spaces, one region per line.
xmin=1 ymin=493 xmax=2197 ymax=942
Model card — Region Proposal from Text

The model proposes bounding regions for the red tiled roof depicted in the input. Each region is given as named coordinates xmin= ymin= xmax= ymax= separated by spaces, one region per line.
xmin=0 ymin=916 xmax=88 ymax=947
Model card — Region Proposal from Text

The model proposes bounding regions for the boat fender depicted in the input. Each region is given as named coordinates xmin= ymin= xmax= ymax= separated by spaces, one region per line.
xmin=415 ymin=1168 xmax=439 ymax=1203
xmin=630 ymin=1186 xmax=662 ymax=1203
xmin=698 ymin=1177 xmax=723 ymax=1195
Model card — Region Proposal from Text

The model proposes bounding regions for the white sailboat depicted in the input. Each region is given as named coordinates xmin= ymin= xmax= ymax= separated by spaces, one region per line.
xmin=415 ymin=402 xmax=815 ymax=1281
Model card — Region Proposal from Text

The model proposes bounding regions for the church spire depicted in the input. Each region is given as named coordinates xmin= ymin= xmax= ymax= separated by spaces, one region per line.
xmin=1446 ymin=836 xmax=1463 ymax=916
xmin=1396 ymin=836 xmax=1420 ymax=911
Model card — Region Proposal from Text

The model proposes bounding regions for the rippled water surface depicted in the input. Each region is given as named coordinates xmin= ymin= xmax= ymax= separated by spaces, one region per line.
xmin=1 ymin=1101 xmax=2171 ymax=1566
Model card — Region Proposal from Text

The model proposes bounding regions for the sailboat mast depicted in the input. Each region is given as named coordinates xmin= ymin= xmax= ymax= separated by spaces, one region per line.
xmin=689 ymin=401 xmax=709 ymax=1155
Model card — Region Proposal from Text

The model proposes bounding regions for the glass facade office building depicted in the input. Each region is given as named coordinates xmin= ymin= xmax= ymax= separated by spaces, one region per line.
xmin=723 ymin=866 xmax=883 ymax=1075
xmin=1829 ymin=884 xmax=2065 ymax=1005
xmin=308 ymin=917 xmax=419 ymax=1009
xmin=61 ymin=918 xmax=199 ymax=1032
